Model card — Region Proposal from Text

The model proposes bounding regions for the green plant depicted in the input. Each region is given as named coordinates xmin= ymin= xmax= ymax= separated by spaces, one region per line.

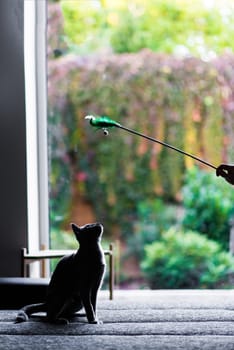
xmin=127 ymin=198 xmax=178 ymax=260
xmin=182 ymin=167 xmax=234 ymax=250
xmin=141 ymin=227 xmax=234 ymax=289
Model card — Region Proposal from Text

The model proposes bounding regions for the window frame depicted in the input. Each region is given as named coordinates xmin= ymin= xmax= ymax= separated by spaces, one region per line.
xmin=24 ymin=0 xmax=49 ymax=274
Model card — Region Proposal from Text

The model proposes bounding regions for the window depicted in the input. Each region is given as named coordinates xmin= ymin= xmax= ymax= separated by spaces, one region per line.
xmin=24 ymin=0 xmax=234 ymax=288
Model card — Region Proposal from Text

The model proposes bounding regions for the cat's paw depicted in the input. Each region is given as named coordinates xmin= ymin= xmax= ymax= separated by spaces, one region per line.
xmin=89 ymin=319 xmax=103 ymax=324
xmin=15 ymin=311 xmax=29 ymax=323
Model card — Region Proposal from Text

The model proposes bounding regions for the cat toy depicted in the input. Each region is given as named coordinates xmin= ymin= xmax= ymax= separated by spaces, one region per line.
xmin=85 ymin=115 xmax=217 ymax=170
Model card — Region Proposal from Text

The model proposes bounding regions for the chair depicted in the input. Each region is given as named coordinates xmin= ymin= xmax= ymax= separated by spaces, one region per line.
xmin=21 ymin=244 xmax=114 ymax=300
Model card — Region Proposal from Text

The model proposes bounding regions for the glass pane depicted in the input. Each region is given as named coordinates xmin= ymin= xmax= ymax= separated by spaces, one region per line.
xmin=47 ymin=0 xmax=234 ymax=289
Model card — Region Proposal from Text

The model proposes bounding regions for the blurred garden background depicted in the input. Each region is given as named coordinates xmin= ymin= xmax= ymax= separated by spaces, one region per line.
xmin=47 ymin=0 xmax=234 ymax=289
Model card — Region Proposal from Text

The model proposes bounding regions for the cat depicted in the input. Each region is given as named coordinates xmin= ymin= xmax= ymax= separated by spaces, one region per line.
xmin=15 ymin=222 xmax=106 ymax=324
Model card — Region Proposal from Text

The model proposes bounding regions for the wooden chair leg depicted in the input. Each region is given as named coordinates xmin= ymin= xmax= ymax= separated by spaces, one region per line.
xmin=40 ymin=244 xmax=47 ymax=278
xmin=109 ymin=243 xmax=114 ymax=300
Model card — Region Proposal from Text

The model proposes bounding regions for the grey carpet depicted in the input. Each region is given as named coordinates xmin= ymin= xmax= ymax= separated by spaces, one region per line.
xmin=1 ymin=290 xmax=234 ymax=349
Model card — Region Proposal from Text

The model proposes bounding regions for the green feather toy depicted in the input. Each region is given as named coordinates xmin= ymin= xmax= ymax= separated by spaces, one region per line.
xmin=85 ymin=115 xmax=121 ymax=128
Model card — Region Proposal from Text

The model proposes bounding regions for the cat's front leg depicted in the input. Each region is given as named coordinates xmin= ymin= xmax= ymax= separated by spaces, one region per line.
xmin=80 ymin=290 xmax=99 ymax=324
xmin=90 ymin=266 xmax=106 ymax=318
xmin=90 ymin=288 xmax=103 ymax=323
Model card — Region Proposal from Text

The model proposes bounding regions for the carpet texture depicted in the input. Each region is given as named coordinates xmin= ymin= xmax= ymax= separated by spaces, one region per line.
xmin=1 ymin=290 xmax=234 ymax=349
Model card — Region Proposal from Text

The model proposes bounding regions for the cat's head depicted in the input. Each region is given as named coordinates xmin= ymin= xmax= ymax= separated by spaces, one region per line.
xmin=71 ymin=222 xmax=103 ymax=244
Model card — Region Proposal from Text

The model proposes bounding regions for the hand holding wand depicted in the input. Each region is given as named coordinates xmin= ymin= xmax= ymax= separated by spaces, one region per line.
xmin=85 ymin=115 xmax=217 ymax=170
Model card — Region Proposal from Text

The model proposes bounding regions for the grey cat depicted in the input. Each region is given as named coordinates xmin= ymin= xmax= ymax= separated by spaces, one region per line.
xmin=15 ymin=222 xmax=106 ymax=324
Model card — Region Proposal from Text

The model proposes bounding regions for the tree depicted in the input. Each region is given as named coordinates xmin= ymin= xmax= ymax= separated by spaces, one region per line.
xmin=61 ymin=0 xmax=234 ymax=58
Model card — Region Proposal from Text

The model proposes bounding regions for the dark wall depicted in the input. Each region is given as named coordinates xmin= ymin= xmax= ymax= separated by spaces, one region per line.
xmin=0 ymin=0 xmax=27 ymax=276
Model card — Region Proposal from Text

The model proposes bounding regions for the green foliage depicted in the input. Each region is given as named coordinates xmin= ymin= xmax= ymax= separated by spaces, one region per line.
xmin=60 ymin=0 xmax=234 ymax=58
xmin=141 ymin=228 xmax=234 ymax=289
xmin=182 ymin=167 xmax=234 ymax=249
xmin=61 ymin=0 xmax=110 ymax=54
xmin=127 ymin=199 xmax=178 ymax=260
xmin=50 ymin=229 xmax=78 ymax=250
xmin=48 ymin=111 xmax=73 ymax=228
xmin=110 ymin=0 xmax=234 ymax=57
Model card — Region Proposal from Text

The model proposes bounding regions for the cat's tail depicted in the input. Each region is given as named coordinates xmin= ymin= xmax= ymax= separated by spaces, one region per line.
xmin=15 ymin=303 xmax=46 ymax=323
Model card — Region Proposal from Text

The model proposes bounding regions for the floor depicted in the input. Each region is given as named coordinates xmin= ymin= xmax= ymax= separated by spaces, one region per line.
xmin=1 ymin=290 xmax=234 ymax=350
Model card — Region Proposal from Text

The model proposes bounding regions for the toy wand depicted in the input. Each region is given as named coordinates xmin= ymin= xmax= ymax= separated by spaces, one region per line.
xmin=85 ymin=115 xmax=217 ymax=170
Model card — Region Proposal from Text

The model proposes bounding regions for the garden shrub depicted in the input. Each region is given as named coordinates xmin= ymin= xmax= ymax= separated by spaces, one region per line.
xmin=127 ymin=198 xmax=178 ymax=260
xmin=141 ymin=227 xmax=234 ymax=289
xmin=182 ymin=166 xmax=234 ymax=250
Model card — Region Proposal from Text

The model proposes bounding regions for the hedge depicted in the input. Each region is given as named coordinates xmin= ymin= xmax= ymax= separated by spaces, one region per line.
xmin=48 ymin=50 xmax=234 ymax=233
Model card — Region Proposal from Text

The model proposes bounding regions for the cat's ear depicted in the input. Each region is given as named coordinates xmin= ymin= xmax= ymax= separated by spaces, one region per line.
xmin=71 ymin=223 xmax=81 ymax=240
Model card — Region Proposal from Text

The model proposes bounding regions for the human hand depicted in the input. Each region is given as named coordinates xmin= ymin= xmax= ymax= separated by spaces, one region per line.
xmin=216 ymin=164 xmax=234 ymax=185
